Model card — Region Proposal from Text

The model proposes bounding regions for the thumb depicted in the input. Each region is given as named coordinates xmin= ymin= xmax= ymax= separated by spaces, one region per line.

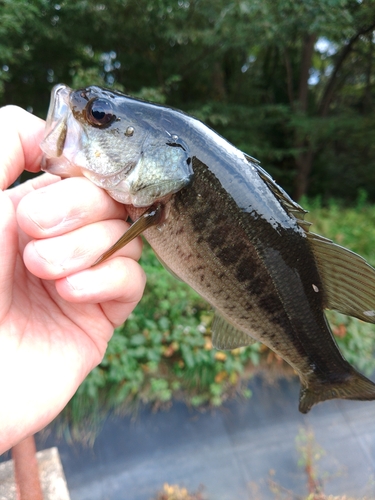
xmin=0 ymin=106 xmax=45 ymax=318
xmin=0 ymin=191 xmax=17 ymax=318
xmin=0 ymin=106 xmax=45 ymax=190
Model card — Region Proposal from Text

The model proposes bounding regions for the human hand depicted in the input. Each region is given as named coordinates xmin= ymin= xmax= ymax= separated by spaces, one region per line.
xmin=0 ymin=106 xmax=145 ymax=453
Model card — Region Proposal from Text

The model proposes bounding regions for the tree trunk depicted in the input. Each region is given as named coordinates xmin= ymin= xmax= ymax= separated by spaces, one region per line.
xmin=298 ymin=34 xmax=317 ymax=112
xmin=212 ymin=60 xmax=226 ymax=101
xmin=293 ymin=147 xmax=315 ymax=201
xmin=292 ymin=34 xmax=316 ymax=201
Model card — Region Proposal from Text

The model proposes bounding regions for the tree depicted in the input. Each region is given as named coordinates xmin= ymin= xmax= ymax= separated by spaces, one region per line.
xmin=1 ymin=0 xmax=375 ymax=201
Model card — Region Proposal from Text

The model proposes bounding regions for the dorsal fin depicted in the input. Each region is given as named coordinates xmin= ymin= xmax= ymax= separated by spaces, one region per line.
xmin=244 ymin=154 xmax=310 ymax=230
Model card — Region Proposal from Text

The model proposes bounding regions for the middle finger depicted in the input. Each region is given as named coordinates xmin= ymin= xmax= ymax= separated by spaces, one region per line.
xmin=23 ymin=219 xmax=142 ymax=280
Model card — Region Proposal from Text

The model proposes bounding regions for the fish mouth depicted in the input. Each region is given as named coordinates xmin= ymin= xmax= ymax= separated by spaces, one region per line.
xmin=40 ymin=84 xmax=72 ymax=171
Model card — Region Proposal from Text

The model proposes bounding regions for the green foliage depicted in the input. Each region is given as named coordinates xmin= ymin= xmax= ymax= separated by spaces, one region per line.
xmin=302 ymin=195 xmax=375 ymax=265
xmin=2 ymin=0 xmax=375 ymax=199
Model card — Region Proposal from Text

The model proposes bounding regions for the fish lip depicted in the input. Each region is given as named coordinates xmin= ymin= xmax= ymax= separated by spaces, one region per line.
xmin=41 ymin=84 xmax=72 ymax=160
xmin=45 ymin=84 xmax=71 ymax=135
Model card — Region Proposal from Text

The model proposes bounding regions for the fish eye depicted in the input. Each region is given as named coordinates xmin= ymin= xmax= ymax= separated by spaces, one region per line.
xmin=86 ymin=98 xmax=115 ymax=127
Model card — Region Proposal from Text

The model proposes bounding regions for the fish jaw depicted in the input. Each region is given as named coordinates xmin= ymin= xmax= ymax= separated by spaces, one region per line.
xmin=41 ymin=84 xmax=73 ymax=176
xmin=43 ymin=83 xmax=71 ymax=156
xmin=106 ymin=142 xmax=193 ymax=207
xmin=41 ymin=84 xmax=88 ymax=178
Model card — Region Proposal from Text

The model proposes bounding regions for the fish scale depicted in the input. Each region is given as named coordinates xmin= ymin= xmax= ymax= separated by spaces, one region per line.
xmin=41 ymin=83 xmax=375 ymax=413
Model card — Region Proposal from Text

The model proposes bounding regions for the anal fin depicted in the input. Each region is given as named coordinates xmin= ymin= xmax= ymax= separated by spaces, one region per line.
xmin=211 ymin=312 xmax=257 ymax=350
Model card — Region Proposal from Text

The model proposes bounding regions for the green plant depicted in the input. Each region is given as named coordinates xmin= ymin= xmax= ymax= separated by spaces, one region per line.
xmin=296 ymin=428 xmax=326 ymax=497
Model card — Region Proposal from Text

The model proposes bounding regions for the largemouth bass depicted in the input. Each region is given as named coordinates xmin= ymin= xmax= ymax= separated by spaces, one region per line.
xmin=41 ymin=84 xmax=375 ymax=413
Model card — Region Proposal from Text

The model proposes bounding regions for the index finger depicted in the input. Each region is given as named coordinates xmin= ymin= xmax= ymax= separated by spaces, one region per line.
xmin=0 ymin=105 xmax=45 ymax=190
xmin=17 ymin=176 xmax=128 ymax=239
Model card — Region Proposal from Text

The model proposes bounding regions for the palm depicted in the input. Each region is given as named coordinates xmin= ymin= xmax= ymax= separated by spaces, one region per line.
xmin=0 ymin=108 xmax=145 ymax=452
xmin=9 ymin=230 xmax=111 ymax=361
xmin=8 ymin=248 xmax=106 ymax=366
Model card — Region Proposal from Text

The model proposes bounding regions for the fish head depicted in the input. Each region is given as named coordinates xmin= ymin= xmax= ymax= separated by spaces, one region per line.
xmin=41 ymin=84 xmax=193 ymax=207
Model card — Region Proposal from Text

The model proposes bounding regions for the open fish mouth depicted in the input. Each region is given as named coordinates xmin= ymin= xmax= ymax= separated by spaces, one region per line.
xmin=40 ymin=84 xmax=86 ymax=178
xmin=41 ymin=84 xmax=71 ymax=160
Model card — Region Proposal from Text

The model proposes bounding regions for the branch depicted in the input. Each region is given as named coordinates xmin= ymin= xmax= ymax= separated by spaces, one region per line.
xmin=318 ymin=20 xmax=375 ymax=117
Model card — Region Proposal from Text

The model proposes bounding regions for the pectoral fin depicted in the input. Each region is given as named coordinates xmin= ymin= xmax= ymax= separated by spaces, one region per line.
xmin=211 ymin=312 xmax=257 ymax=350
xmin=308 ymin=232 xmax=375 ymax=323
xmin=93 ymin=204 xmax=163 ymax=266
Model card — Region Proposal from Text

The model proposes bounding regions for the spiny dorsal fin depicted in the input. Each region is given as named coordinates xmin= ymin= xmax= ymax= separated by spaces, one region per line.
xmin=307 ymin=232 xmax=375 ymax=323
xmin=244 ymin=154 xmax=309 ymax=228
xmin=211 ymin=312 xmax=257 ymax=350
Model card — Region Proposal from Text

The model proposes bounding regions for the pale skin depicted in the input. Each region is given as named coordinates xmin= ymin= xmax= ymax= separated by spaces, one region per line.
xmin=0 ymin=106 xmax=146 ymax=454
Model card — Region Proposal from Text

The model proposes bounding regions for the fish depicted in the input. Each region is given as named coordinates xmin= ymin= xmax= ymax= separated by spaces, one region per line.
xmin=40 ymin=83 xmax=375 ymax=413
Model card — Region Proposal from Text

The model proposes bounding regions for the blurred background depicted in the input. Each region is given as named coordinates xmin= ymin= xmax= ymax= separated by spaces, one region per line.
xmin=1 ymin=1 xmax=375 ymax=499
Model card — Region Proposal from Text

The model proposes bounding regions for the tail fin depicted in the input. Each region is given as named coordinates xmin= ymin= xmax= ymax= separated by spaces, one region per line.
xmin=299 ymin=369 xmax=375 ymax=414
